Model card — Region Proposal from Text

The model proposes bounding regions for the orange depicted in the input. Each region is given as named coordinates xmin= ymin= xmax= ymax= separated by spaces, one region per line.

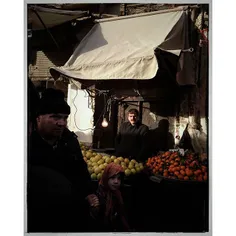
xmin=201 ymin=166 xmax=207 ymax=173
xmin=175 ymin=157 xmax=181 ymax=162
xmin=166 ymin=151 xmax=172 ymax=156
xmin=163 ymin=172 xmax=168 ymax=177
xmin=169 ymin=153 xmax=175 ymax=160
xmin=174 ymin=162 xmax=179 ymax=166
xmin=178 ymin=174 xmax=184 ymax=180
xmin=175 ymin=167 xmax=180 ymax=171
xmin=197 ymin=175 xmax=203 ymax=181
xmin=180 ymin=166 xmax=185 ymax=170
xmin=186 ymin=169 xmax=193 ymax=177
xmin=184 ymin=176 xmax=189 ymax=180
xmin=180 ymin=170 xmax=185 ymax=176
xmin=194 ymin=170 xmax=202 ymax=176
xmin=203 ymin=175 xmax=208 ymax=181
xmin=170 ymin=160 xmax=175 ymax=164
xmin=174 ymin=171 xmax=180 ymax=176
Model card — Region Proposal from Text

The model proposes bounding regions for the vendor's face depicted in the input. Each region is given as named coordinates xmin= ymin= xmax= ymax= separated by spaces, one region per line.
xmin=108 ymin=173 xmax=121 ymax=191
xmin=128 ymin=112 xmax=138 ymax=125
xmin=36 ymin=113 xmax=68 ymax=138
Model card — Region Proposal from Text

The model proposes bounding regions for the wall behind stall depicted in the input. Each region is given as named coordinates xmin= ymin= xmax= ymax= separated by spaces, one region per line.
xmin=67 ymin=83 xmax=94 ymax=145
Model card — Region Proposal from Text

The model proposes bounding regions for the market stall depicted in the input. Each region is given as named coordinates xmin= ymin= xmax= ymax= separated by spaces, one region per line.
xmin=80 ymin=142 xmax=208 ymax=232
xmin=49 ymin=5 xmax=209 ymax=232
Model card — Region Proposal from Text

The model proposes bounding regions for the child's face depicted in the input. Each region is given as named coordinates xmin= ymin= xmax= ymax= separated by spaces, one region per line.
xmin=108 ymin=173 xmax=121 ymax=191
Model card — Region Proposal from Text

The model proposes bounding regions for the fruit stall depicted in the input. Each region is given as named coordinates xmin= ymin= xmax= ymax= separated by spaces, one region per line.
xmin=80 ymin=143 xmax=209 ymax=232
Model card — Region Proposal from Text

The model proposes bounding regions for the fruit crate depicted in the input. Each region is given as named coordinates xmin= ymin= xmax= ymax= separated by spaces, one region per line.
xmin=149 ymin=174 xmax=208 ymax=185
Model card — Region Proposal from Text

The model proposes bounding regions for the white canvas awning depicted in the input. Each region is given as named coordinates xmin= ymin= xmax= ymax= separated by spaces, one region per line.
xmin=50 ymin=6 xmax=195 ymax=85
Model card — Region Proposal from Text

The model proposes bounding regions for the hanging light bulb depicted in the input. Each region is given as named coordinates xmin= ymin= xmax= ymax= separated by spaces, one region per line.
xmin=101 ymin=117 xmax=108 ymax=128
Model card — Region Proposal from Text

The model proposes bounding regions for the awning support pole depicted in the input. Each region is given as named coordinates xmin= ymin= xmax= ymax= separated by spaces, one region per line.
xmin=197 ymin=6 xmax=205 ymax=88
xmin=32 ymin=9 xmax=60 ymax=50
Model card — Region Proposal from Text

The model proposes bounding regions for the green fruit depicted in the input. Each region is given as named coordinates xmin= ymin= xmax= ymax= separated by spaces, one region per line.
xmin=99 ymin=164 xmax=105 ymax=170
xmin=103 ymin=163 xmax=108 ymax=167
xmin=117 ymin=157 xmax=124 ymax=162
xmin=103 ymin=155 xmax=110 ymax=160
xmin=121 ymin=165 xmax=127 ymax=171
xmin=128 ymin=163 xmax=134 ymax=169
xmin=131 ymin=168 xmax=136 ymax=174
xmin=105 ymin=158 xmax=112 ymax=164
xmin=91 ymin=173 xmax=97 ymax=180
xmin=86 ymin=151 xmax=93 ymax=158
xmin=135 ymin=163 xmax=140 ymax=168
xmin=114 ymin=159 xmax=121 ymax=165
xmin=88 ymin=167 xmax=94 ymax=174
xmin=125 ymin=169 xmax=131 ymax=176
xmin=97 ymin=159 xmax=104 ymax=165
xmin=94 ymin=167 xmax=102 ymax=175
xmin=97 ymin=173 xmax=102 ymax=180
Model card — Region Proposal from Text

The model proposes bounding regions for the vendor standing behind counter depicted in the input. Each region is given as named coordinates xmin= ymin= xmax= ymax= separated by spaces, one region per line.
xmin=115 ymin=109 xmax=150 ymax=162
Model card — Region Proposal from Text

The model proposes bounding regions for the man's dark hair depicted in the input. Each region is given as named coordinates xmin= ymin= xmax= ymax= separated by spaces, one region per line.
xmin=128 ymin=108 xmax=139 ymax=116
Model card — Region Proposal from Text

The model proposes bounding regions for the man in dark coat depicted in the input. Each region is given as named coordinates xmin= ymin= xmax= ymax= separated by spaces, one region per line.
xmin=27 ymin=88 xmax=98 ymax=232
xmin=115 ymin=109 xmax=149 ymax=162
xmin=28 ymin=79 xmax=40 ymax=135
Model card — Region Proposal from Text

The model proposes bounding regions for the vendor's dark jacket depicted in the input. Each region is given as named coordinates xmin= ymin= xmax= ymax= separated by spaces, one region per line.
xmin=27 ymin=128 xmax=93 ymax=232
xmin=115 ymin=121 xmax=150 ymax=162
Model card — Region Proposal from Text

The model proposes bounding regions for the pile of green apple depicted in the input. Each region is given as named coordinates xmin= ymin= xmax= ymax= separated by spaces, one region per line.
xmin=80 ymin=144 xmax=144 ymax=180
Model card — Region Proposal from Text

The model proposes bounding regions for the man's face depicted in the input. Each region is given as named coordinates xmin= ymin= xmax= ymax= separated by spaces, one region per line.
xmin=36 ymin=113 xmax=68 ymax=138
xmin=108 ymin=173 xmax=121 ymax=191
xmin=128 ymin=112 xmax=138 ymax=125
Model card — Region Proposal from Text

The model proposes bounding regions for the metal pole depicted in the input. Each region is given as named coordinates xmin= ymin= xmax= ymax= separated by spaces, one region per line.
xmin=32 ymin=9 xmax=60 ymax=50
xmin=124 ymin=4 xmax=127 ymax=16
xmin=197 ymin=5 xmax=205 ymax=88
xmin=28 ymin=22 xmax=32 ymax=76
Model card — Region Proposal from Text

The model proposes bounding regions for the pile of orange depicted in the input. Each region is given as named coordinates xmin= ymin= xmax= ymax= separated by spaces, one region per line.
xmin=146 ymin=151 xmax=208 ymax=181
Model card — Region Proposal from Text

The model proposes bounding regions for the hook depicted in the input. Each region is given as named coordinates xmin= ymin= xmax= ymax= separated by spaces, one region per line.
xmin=182 ymin=47 xmax=194 ymax=53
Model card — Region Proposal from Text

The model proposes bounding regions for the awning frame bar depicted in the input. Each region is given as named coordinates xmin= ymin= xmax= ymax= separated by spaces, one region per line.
xmin=32 ymin=9 xmax=60 ymax=50
xmin=95 ymin=5 xmax=199 ymax=23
